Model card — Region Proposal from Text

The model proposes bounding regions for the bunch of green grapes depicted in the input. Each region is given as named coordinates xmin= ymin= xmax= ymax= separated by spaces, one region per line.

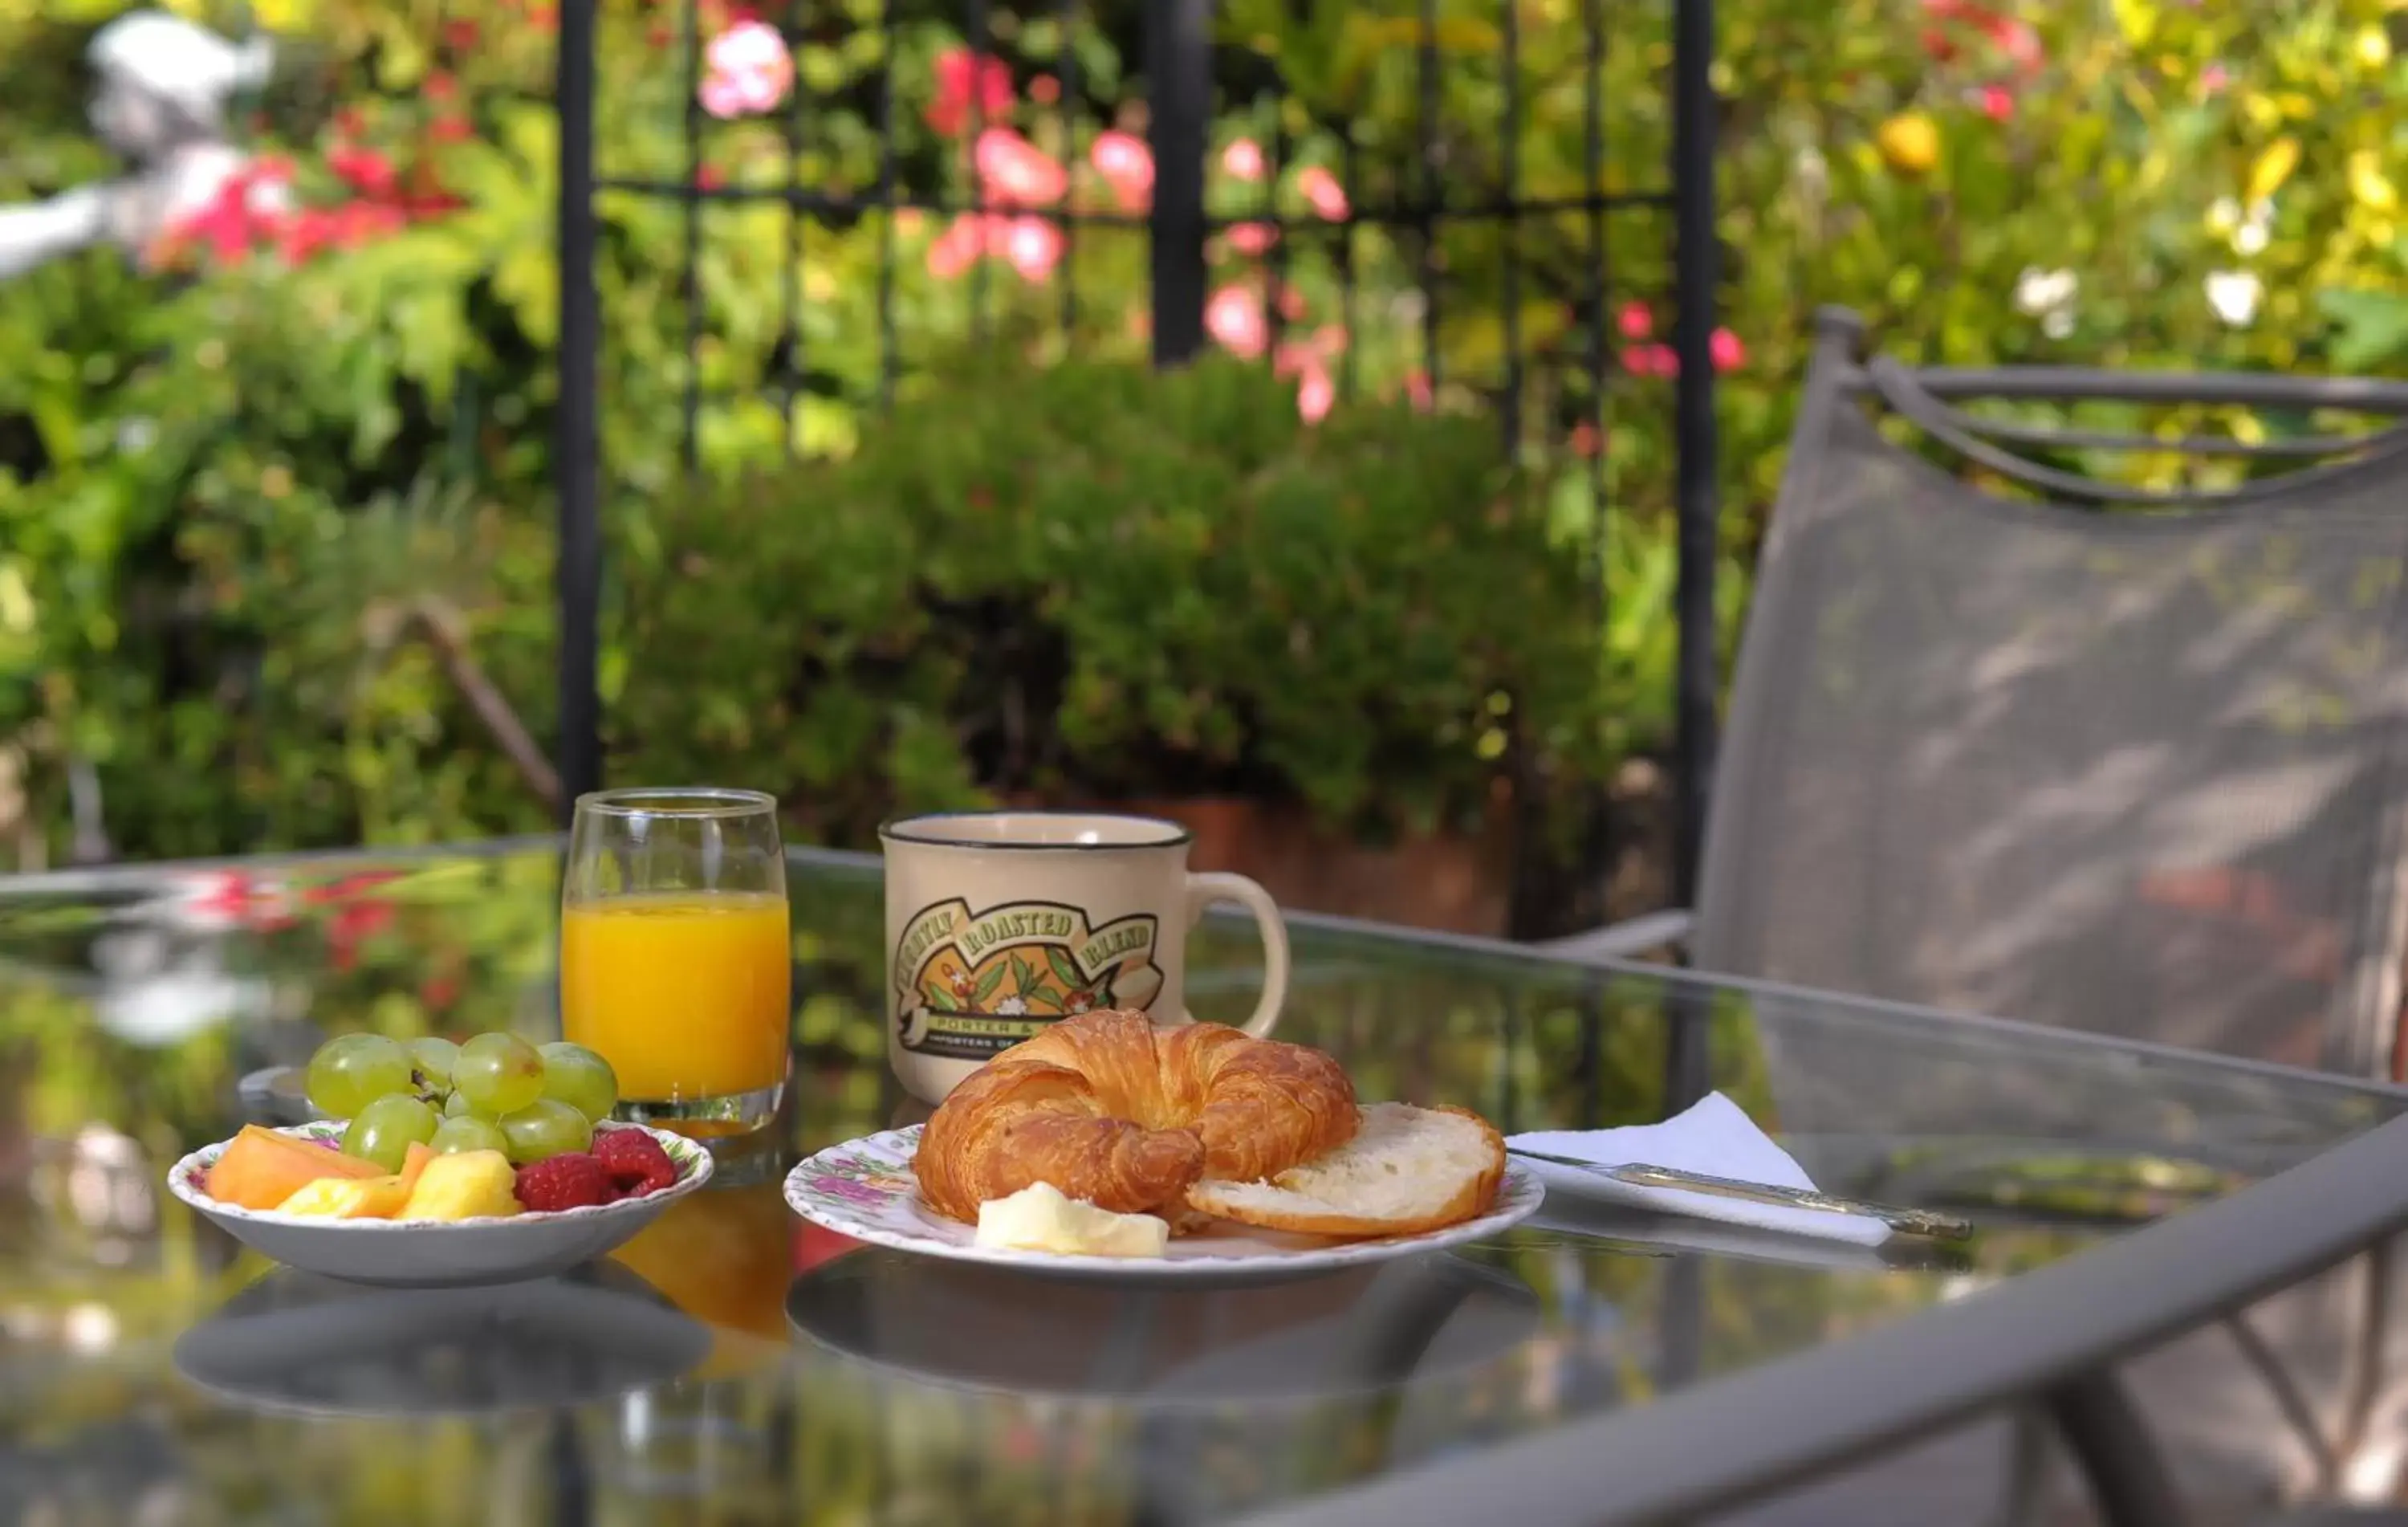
xmin=303 ymin=1032 xmax=620 ymax=1171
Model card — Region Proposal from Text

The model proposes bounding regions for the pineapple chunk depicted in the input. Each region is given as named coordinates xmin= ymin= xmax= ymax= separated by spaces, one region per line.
xmin=276 ymin=1174 xmax=413 ymax=1219
xmin=400 ymin=1150 xmax=520 ymax=1221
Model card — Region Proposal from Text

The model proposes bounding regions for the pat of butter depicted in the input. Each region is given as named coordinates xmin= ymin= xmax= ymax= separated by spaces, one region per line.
xmin=974 ymin=1182 xmax=1169 ymax=1257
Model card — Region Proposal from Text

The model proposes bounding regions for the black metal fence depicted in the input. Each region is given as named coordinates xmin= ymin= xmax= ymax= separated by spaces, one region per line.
xmin=551 ymin=0 xmax=1719 ymax=908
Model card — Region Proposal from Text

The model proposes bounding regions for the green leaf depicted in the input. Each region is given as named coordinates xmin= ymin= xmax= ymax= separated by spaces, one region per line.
xmin=1045 ymin=946 xmax=1083 ymax=991
xmin=971 ymin=963 xmax=1007 ymax=1005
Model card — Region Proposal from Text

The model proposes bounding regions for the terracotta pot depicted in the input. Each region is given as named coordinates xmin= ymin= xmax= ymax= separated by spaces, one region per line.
xmin=1010 ymin=793 xmax=1516 ymax=937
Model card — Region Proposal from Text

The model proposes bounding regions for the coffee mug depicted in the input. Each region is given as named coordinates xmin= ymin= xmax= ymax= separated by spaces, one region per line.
xmin=880 ymin=811 xmax=1290 ymax=1103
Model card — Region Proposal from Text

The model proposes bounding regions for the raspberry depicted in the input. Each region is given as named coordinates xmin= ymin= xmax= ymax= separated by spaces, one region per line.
xmin=513 ymin=1152 xmax=616 ymax=1212
xmin=592 ymin=1128 xmax=679 ymax=1197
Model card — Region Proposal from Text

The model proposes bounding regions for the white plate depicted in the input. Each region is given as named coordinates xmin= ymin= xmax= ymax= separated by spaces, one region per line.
xmin=783 ymin=1125 xmax=1543 ymax=1283
xmin=167 ymin=1122 xmax=714 ymax=1288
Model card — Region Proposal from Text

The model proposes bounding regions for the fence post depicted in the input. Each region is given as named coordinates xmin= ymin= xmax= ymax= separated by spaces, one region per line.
xmin=1146 ymin=0 xmax=1211 ymax=366
xmin=1670 ymin=0 xmax=1719 ymax=908
xmin=555 ymin=0 xmax=604 ymax=821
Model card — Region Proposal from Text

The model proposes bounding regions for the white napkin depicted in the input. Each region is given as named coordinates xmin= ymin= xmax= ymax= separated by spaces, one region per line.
xmin=1507 ymin=1092 xmax=1891 ymax=1246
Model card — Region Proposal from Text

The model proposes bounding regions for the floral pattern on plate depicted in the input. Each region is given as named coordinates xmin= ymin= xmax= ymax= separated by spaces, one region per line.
xmin=783 ymin=1125 xmax=1545 ymax=1282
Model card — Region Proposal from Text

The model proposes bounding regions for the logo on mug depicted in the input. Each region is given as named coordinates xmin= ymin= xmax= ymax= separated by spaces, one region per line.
xmin=891 ymin=897 xmax=1165 ymax=1060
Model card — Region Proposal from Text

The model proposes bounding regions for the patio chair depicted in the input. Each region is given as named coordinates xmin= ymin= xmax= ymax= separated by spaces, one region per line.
xmin=1549 ymin=307 xmax=2408 ymax=1518
xmin=1556 ymin=305 xmax=2408 ymax=1077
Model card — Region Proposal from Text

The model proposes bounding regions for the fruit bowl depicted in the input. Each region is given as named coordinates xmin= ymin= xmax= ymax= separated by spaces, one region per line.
xmin=166 ymin=1122 xmax=714 ymax=1288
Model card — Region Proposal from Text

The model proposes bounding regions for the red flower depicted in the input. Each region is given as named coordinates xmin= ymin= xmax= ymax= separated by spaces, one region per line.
xmin=928 ymin=48 xmax=1014 ymax=137
xmin=1205 ymin=285 xmax=1267 ymax=358
xmin=1623 ymin=343 xmax=1678 ymax=378
xmin=1570 ymin=421 xmax=1601 ymax=457
xmin=1028 ymin=74 xmax=1060 ymax=105
xmin=1405 ymin=369 xmax=1434 ymax=412
xmin=1221 ymin=138 xmax=1266 ymax=182
xmin=328 ymin=145 xmax=397 ymax=198
xmin=325 ymin=899 xmax=397 ymax=973
xmin=430 ymin=115 xmax=472 ymax=143
xmin=1223 ymin=221 xmax=1276 ymax=256
xmin=442 ymin=19 xmax=479 ymax=50
xmin=425 ymin=71 xmax=458 ymax=103
xmin=926 ymin=213 xmax=985 ymax=279
xmin=1616 ymin=300 xmax=1653 ymax=340
xmin=1296 ymin=166 xmax=1349 ymax=221
xmin=1001 ymin=216 xmax=1063 ymax=281
xmin=1976 ymin=84 xmax=2013 ymax=120
xmin=1710 ymin=326 xmax=1746 ymax=372
xmin=1089 ymin=129 xmax=1153 ymax=213
xmin=974 ymin=128 xmax=1067 ymax=207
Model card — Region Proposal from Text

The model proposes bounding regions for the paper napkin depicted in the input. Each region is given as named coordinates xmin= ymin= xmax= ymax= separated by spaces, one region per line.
xmin=1507 ymin=1091 xmax=1891 ymax=1246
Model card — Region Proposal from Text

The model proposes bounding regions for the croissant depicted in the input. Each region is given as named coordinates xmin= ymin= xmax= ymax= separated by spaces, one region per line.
xmin=913 ymin=1009 xmax=1360 ymax=1224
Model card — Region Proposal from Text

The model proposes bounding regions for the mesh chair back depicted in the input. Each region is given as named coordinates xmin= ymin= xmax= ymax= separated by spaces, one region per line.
xmin=1696 ymin=315 xmax=2408 ymax=1076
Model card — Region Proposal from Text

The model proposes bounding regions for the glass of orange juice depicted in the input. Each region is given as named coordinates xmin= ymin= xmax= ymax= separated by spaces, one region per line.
xmin=562 ymin=788 xmax=791 ymax=1135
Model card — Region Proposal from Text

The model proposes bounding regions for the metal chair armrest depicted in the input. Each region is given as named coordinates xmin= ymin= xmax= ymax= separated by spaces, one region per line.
xmin=1535 ymin=909 xmax=1696 ymax=962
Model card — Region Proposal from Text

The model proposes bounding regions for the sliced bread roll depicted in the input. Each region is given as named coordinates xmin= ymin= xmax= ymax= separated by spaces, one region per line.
xmin=1186 ymin=1101 xmax=1505 ymax=1238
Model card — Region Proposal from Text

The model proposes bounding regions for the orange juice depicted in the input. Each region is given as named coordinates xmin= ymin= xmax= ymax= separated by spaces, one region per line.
xmin=561 ymin=892 xmax=791 ymax=1101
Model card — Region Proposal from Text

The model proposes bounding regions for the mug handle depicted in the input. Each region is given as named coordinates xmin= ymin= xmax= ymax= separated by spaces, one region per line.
xmin=1183 ymin=872 xmax=1290 ymax=1038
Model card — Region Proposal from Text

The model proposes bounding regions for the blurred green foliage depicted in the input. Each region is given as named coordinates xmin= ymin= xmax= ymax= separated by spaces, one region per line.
xmin=0 ymin=0 xmax=2401 ymax=865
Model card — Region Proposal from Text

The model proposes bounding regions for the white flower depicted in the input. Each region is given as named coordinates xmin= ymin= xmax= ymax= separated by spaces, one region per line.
xmin=2042 ymin=308 xmax=2075 ymax=340
xmin=2014 ymin=267 xmax=2078 ymax=316
xmin=995 ymin=994 xmax=1027 ymax=1016
xmin=2207 ymin=196 xmax=2241 ymax=233
xmin=2233 ymin=222 xmax=2269 ymax=256
xmin=2206 ymin=270 xmax=2262 ymax=327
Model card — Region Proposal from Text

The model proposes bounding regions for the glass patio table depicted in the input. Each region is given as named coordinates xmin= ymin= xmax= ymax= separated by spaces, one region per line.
xmin=6 ymin=840 xmax=2408 ymax=1526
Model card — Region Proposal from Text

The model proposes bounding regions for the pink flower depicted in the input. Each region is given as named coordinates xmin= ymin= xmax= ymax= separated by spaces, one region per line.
xmin=1710 ymin=327 xmax=1746 ymax=372
xmin=1297 ymin=166 xmax=1349 ymax=221
xmin=1405 ymin=369 xmax=1434 ymax=412
xmin=1275 ymin=283 xmax=1307 ymax=321
xmin=1623 ymin=343 xmax=1678 ymax=378
xmin=700 ymin=19 xmax=791 ymax=119
xmin=1616 ymin=300 xmax=1653 ymax=340
xmin=1225 ymin=221 xmax=1276 ymax=255
xmin=1205 ymin=285 xmax=1267 ymax=358
xmin=1976 ymin=83 xmax=2013 ymax=120
xmin=1089 ymin=130 xmax=1153 ymax=212
xmin=926 ymin=213 xmax=985 ymax=279
xmin=1274 ymin=325 xmax=1347 ymax=378
xmin=974 ymin=127 xmax=1067 ymax=206
xmin=327 ymin=145 xmax=396 ymax=198
xmin=1296 ymin=362 xmax=1335 ymax=424
xmin=1001 ymin=215 xmax=1063 ymax=281
xmin=1570 ymin=421 xmax=1601 ymax=458
xmin=1222 ymin=138 xmax=1266 ymax=181
xmin=2200 ymin=62 xmax=2230 ymax=96
xmin=927 ymin=48 xmax=1014 ymax=136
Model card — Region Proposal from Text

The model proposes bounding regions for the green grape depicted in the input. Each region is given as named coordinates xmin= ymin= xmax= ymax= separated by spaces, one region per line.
xmin=429 ymin=1115 xmax=510 ymax=1156
xmin=306 ymin=1033 xmax=413 ymax=1119
xmin=538 ymin=1042 xmax=620 ymax=1122
xmin=411 ymin=1036 xmax=460 ymax=1091
xmin=453 ymin=1032 xmax=546 ymax=1117
xmin=343 ymin=1093 xmax=440 ymax=1172
xmin=498 ymin=1098 xmax=592 ymax=1164
xmin=441 ymin=1089 xmax=476 ymax=1118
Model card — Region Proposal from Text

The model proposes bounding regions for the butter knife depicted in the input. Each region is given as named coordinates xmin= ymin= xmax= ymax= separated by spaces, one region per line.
xmin=1507 ymin=1147 xmax=1974 ymax=1241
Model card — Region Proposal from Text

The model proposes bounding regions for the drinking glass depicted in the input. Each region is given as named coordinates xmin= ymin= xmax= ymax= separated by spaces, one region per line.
xmin=561 ymin=788 xmax=791 ymax=1135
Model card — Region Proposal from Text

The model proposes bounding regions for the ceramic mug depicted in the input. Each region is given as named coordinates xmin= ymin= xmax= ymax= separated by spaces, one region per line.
xmin=880 ymin=811 xmax=1290 ymax=1103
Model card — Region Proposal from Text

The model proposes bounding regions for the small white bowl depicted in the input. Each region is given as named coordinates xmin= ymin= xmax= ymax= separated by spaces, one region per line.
xmin=167 ymin=1121 xmax=714 ymax=1289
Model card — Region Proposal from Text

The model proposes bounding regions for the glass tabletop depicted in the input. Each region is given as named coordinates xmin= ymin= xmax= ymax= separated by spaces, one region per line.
xmin=2 ymin=841 xmax=2399 ymax=1525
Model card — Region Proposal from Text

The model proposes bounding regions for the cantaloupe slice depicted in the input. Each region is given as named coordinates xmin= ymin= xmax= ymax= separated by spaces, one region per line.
xmin=397 ymin=1140 xmax=436 ymax=1194
xmin=205 ymin=1124 xmax=386 ymax=1211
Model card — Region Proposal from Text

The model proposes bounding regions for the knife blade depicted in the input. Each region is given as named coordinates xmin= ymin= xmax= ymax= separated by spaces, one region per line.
xmin=1507 ymin=1146 xmax=1974 ymax=1241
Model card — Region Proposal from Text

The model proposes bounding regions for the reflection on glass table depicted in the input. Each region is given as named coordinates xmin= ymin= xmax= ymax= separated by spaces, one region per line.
xmin=2 ymin=841 xmax=2404 ymax=1527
